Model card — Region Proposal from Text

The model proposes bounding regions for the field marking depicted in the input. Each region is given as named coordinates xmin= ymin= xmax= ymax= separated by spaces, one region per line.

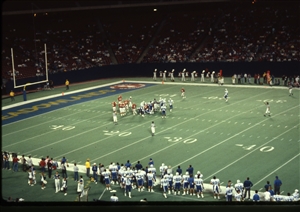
xmin=3 ymin=112 xmax=114 ymax=148
xmin=202 ymin=125 xmax=299 ymax=182
xmin=170 ymin=106 xmax=299 ymax=170
xmin=89 ymin=97 xmax=274 ymax=162
xmin=2 ymin=101 xmax=109 ymax=137
xmin=2 ymin=83 xmax=177 ymax=134
xmin=252 ymin=153 xmax=300 ymax=187
xmin=19 ymin=86 xmax=241 ymax=157
xmin=93 ymin=104 xmax=299 ymax=169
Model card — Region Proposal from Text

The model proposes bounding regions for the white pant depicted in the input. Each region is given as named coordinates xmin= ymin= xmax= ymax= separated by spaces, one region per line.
xmin=55 ymin=179 xmax=60 ymax=192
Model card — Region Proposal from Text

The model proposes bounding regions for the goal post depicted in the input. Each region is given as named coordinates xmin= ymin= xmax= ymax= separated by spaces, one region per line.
xmin=11 ymin=43 xmax=49 ymax=89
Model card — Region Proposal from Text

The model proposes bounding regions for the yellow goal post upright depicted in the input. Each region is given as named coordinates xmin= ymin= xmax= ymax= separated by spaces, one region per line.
xmin=11 ymin=43 xmax=49 ymax=89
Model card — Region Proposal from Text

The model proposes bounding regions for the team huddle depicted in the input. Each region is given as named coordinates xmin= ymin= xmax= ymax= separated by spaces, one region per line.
xmin=112 ymin=94 xmax=175 ymax=120
xmin=98 ymin=162 xmax=207 ymax=199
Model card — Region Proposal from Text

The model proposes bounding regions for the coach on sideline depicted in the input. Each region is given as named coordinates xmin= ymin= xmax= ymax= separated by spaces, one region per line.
xmin=274 ymin=176 xmax=282 ymax=194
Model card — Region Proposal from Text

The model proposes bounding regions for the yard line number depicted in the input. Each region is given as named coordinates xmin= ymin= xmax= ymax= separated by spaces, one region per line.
xmin=236 ymin=144 xmax=274 ymax=152
xmin=49 ymin=125 xmax=75 ymax=130
xmin=103 ymin=130 xmax=132 ymax=137
xmin=164 ymin=137 xmax=197 ymax=144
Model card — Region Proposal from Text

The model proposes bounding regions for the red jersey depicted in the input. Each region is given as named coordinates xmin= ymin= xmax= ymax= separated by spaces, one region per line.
xmin=112 ymin=102 xmax=116 ymax=107
xmin=132 ymin=103 xmax=136 ymax=109
xmin=181 ymin=88 xmax=185 ymax=93
xmin=118 ymin=95 xmax=122 ymax=102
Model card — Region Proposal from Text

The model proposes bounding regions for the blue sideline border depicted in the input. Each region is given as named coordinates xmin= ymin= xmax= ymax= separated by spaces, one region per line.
xmin=2 ymin=81 xmax=156 ymax=125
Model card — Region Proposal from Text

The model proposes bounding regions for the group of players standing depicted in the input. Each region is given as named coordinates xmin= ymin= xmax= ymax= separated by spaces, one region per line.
xmin=112 ymin=94 xmax=179 ymax=124
xmin=101 ymin=162 xmax=208 ymax=199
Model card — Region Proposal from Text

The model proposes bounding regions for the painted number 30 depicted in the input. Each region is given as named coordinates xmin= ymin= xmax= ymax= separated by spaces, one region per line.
xmin=164 ymin=137 xmax=197 ymax=144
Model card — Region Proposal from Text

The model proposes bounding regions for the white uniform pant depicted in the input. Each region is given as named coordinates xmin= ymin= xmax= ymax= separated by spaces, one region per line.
xmin=55 ymin=179 xmax=60 ymax=192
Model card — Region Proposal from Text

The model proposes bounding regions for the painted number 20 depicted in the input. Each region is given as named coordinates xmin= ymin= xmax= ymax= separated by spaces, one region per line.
xmin=50 ymin=125 xmax=75 ymax=131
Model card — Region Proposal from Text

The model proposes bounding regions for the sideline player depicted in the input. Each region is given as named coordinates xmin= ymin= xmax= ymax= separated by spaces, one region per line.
xmin=288 ymin=84 xmax=293 ymax=96
xmin=264 ymin=101 xmax=271 ymax=117
xmin=201 ymin=70 xmax=205 ymax=82
xmin=224 ymin=88 xmax=229 ymax=102
xmin=194 ymin=174 xmax=204 ymax=198
xmin=181 ymin=69 xmax=186 ymax=81
xmin=210 ymin=176 xmax=221 ymax=199
xmin=153 ymin=69 xmax=157 ymax=81
xmin=170 ymin=69 xmax=175 ymax=82
xmin=181 ymin=87 xmax=186 ymax=99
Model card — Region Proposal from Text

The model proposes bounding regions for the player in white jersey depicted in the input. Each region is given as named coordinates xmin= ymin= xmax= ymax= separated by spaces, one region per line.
xmin=201 ymin=70 xmax=205 ymax=82
xmin=110 ymin=193 xmax=118 ymax=202
xmin=153 ymin=69 xmax=157 ymax=81
xmin=292 ymin=189 xmax=299 ymax=201
xmin=148 ymin=164 xmax=156 ymax=181
xmin=194 ymin=171 xmax=203 ymax=179
xmin=283 ymin=192 xmax=294 ymax=202
xmin=166 ymin=173 xmax=174 ymax=194
xmin=162 ymin=70 xmax=167 ymax=81
xmin=151 ymin=121 xmax=155 ymax=136
xmin=170 ymin=69 xmax=175 ymax=82
xmin=110 ymin=163 xmax=118 ymax=185
xmin=225 ymin=183 xmax=234 ymax=201
xmin=124 ymin=175 xmax=132 ymax=198
xmin=102 ymin=169 xmax=112 ymax=190
xmin=264 ymin=101 xmax=271 ymax=117
xmin=194 ymin=175 xmax=204 ymax=198
xmin=234 ymin=179 xmax=244 ymax=200
xmin=182 ymin=172 xmax=190 ymax=195
xmin=147 ymin=171 xmax=155 ymax=192
xmin=211 ymin=71 xmax=215 ymax=82
xmin=224 ymin=88 xmax=228 ymax=102
xmin=168 ymin=98 xmax=174 ymax=112
xmin=210 ymin=176 xmax=221 ymax=199
xmin=273 ymin=192 xmax=283 ymax=202
xmin=173 ymin=172 xmax=182 ymax=195
xmin=159 ymin=163 xmax=168 ymax=179
xmin=234 ymin=189 xmax=243 ymax=201
xmin=161 ymin=104 xmax=167 ymax=118
xmin=181 ymin=69 xmax=186 ymax=81
xmin=288 ymin=84 xmax=293 ymax=96
xmin=113 ymin=111 xmax=117 ymax=125
xmin=161 ymin=175 xmax=169 ymax=198
xmin=191 ymin=71 xmax=195 ymax=81
xmin=135 ymin=170 xmax=144 ymax=192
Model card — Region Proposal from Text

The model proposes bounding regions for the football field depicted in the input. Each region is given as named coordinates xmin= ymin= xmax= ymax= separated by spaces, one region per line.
xmin=2 ymin=77 xmax=299 ymax=202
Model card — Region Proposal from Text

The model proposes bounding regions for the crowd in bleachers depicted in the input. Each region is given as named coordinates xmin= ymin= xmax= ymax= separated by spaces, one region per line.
xmin=2 ymin=3 xmax=299 ymax=81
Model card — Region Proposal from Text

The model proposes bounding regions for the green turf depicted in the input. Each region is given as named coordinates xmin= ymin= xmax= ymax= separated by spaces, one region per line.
xmin=2 ymin=78 xmax=299 ymax=202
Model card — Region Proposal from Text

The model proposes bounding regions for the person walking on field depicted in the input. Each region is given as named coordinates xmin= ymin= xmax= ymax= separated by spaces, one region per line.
xmin=65 ymin=79 xmax=69 ymax=90
xmin=85 ymin=159 xmax=91 ymax=178
xmin=10 ymin=90 xmax=15 ymax=101
xmin=151 ymin=121 xmax=155 ymax=136
xmin=264 ymin=101 xmax=271 ymax=117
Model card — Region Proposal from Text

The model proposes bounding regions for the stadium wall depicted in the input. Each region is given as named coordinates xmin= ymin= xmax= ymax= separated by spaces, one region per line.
xmin=4 ymin=61 xmax=299 ymax=93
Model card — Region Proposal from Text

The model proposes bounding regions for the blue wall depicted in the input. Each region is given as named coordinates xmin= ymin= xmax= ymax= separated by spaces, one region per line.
xmin=5 ymin=61 xmax=299 ymax=93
